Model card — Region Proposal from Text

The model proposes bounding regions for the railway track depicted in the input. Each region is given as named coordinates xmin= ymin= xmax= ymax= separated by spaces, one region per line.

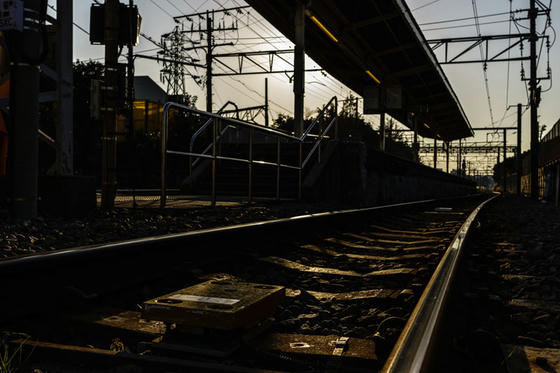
xmin=0 ymin=194 xmax=494 ymax=372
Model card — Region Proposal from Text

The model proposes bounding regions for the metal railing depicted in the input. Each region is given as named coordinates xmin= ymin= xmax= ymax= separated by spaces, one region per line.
xmin=189 ymin=101 xmax=240 ymax=174
xmin=160 ymin=96 xmax=337 ymax=207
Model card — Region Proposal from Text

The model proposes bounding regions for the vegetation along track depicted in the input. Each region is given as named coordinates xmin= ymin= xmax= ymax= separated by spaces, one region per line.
xmin=0 ymin=194 xmax=493 ymax=372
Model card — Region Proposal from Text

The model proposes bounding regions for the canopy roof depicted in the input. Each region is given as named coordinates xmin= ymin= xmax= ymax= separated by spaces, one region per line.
xmin=246 ymin=0 xmax=473 ymax=141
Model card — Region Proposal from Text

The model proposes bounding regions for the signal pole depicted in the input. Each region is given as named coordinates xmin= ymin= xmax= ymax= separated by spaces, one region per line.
xmin=529 ymin=0 xmax=539 ymax=199
xmin=101 ymin=0 xmax=119 ymax=209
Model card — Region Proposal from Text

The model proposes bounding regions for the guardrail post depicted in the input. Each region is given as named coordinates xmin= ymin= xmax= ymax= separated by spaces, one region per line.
xmin=248 ymin=128 xmax=253 ymax=203
xmin=276 ymin=137 xmax=281 ymax=200
xmin=211 ymin=118 xmax=217 ymax=207
xmin=298 ymin=141 xmax=302 ymax=200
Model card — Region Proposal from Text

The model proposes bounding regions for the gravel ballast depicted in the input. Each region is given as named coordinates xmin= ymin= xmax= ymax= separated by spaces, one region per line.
xmin=0 ymin=201 xmax=344 ymax=259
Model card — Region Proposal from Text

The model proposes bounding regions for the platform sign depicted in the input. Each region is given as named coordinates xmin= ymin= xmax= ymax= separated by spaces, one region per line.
xmin=363 ymin=86 xmax=381 ymax=114
xmin=385 ymin=85 xmax=402 ymax=110
xmin=363 ymin=85 xmax=402 ymax=114
xmin=0 ymin=0 xmax=23 ymax=31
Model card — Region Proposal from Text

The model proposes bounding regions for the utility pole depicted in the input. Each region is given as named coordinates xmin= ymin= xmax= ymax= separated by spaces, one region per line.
xmin=503 ymin=129 xmax=507 ymax=193
xmin=206 ymin=9 xmax=213 ymax=113
xmin=264 ymin=78 xmax=269 ymax=126
xmin=101 ymin=0 xmax=119 ymax=209
xmin=10 ymin=0 xmax=44 ymax=218
xmin=127 ymin=0 xmax=134 ymax=137
xmin=529 ymin=0 xmax=539 ymax=199
xmin=56 ymin=0 xmax=73 ymax=176
xmin=294 ymin=1 xmax=305 ymax=137
xmin=517 ymin=103 xmax=522 ymax=195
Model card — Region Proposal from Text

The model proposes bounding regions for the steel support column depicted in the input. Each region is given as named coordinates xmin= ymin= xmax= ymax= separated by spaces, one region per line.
xmin=55 ymin=0 xmax=73 ymax=175
xmin=380 ymin=112 xmax=385 ymax=152
xmin=446 ymin=142 xmax=449 ymax=173
xmin=517 ymin=103 xmax=522 ymax=195
xmin=556 ymin=163 xmax=559 ymax=208
xmin=294 ymin=1 xmax=305 ymax=137
xmin=264 ymin=77 xmax=269 ymax=126
xmin=413 ymin=116 xmax=418 ymax=162
xmin=433 ymin=137 xmax=437 ymax=169
xmin=458 ymin=139 xmax=462 ymax=176
xmin=503 ymin=129 xmax=507 ymax=193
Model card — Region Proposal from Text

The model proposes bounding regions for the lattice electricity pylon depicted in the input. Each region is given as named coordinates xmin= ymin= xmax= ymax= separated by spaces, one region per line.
xmin=159 ymin=24 xmax=201 ymax=101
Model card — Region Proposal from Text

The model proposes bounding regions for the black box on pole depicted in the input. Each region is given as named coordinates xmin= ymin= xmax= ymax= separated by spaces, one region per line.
xmin=90 ymin=3 xmax=141 ymax=46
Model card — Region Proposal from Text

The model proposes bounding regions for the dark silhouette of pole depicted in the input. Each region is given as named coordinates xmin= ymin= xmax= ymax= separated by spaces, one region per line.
xmin=529 ymin=0 xmax=539 ymax=199
xmin=10 ymin=0 xmax=44 ymax=218
xmin=294 ymin=1 xmax=305 ymax=136
xmin=517 ymin=103 xmax=522 ymax=195
xmin=433 ymin=137 xmax=437 ymax=169
xmin=503 ymin=129 xmax=507 ymax=193
xmin=206 ymin=10 xmax=213 ymax=112
xmin=264 ymin=78 xmax=269 ymax=126
xmin=101 ymin=0 xmax=119 ymax=209
xmin=127 ymin=0 xmax=134 ymax=138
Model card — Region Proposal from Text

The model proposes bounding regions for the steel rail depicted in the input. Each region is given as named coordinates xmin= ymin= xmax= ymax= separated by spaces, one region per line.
xmin=0 ymin=196 xmax=480 ymax=272
xmin=381 ymin=193 xmax=499 ymax=373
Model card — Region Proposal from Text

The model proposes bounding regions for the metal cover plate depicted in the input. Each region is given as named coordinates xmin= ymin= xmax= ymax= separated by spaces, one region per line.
xmin=76 ymin=308 xmax=166 ymax=336
xmin=142 ymin=279 xmax=285 ymax=330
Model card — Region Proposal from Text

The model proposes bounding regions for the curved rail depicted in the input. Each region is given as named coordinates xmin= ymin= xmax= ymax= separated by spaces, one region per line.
xmin=382 ymin=194 xmax=498 ymax=373
xmin=160 ymin=97 xmax=338 ymax=207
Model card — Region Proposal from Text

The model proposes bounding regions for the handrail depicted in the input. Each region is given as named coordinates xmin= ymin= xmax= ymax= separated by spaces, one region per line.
xmin=300 ymin=96 xmax=337 ymax=141
xmin=189 ymin=101 xmax=239 ymax=153
xmin=302 ymin=116 xmax=337 ymax=168
xmin=189 ymin=101 xmax=240 ymax=170
xmin=164 ymin=101 xmax=297 ymax=140
xmin=161 ymin=97 xmax=338 ymax=207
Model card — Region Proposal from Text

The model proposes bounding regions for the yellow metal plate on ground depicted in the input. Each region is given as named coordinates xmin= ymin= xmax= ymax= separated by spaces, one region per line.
xmin=142 ymin=279 xmax=284 ymax=330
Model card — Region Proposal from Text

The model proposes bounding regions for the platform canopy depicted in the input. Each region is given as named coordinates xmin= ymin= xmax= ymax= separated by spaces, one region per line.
xmin=245 ymin=0 xmax=473 ymax=141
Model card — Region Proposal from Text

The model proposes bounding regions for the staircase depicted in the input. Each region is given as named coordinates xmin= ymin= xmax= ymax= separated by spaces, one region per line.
xmin=160 ymin=97 xmax=338 ymax=205
xmin=190 ymin=142 xmax=314 ymax=199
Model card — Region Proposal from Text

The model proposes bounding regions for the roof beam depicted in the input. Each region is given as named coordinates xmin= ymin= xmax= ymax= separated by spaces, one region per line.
xmin=353 ymin=13 xmax=400 ymax=29
xmin=388 ymin=64 xmax=432 ymax=79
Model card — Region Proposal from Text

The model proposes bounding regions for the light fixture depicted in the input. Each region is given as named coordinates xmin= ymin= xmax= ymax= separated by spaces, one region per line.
xmin=305 ymin=10 xmax=339 ymax=43
xmin=365 ymin=70 xmax=381 ymax=84
xmin=424 ymin=123 xmax=431 ymax=129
